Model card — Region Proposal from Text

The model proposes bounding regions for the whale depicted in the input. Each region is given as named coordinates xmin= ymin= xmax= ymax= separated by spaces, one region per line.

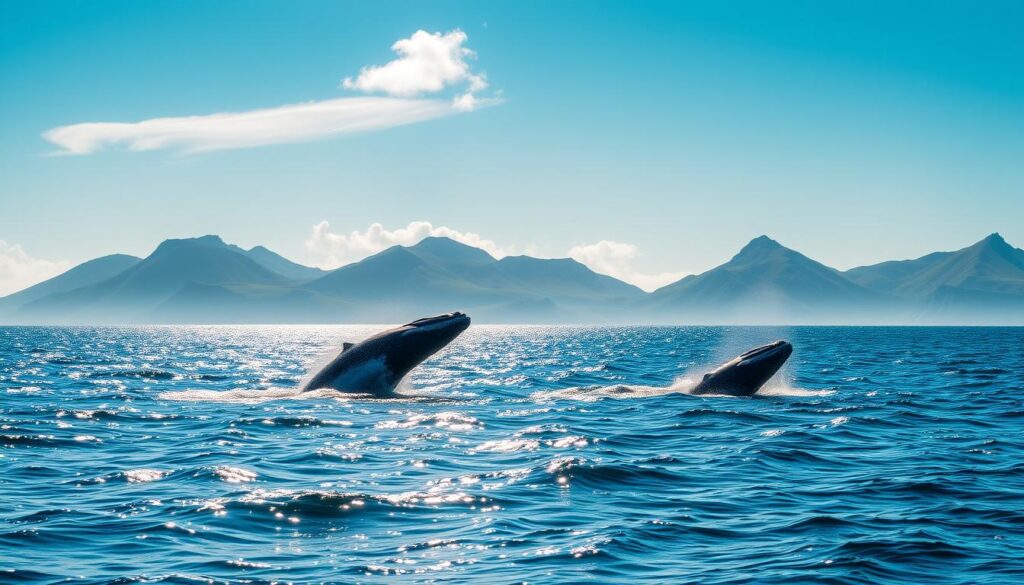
xmin=691 ymin=340 xmax=793 ymax=396
xmin=303 ymin=312 xmax=471 ymax=394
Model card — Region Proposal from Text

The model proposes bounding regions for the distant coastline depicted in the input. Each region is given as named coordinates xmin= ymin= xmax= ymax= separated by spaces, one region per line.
xmin=2 ymin=233 xmax=1023 ymax=326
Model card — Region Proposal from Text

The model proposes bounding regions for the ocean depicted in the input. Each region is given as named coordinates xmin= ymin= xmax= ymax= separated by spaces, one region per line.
xmin=1 ymin=325 xmax=1022 ymax=584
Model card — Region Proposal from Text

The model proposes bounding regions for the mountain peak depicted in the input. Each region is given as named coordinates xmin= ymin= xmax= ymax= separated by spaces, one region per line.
xmin=169 ymin=234 xmax=226 ymax=246
xmin=408 ymin=237 xmax=495 ymax=263
xmin=969 ymin=231 xmax=1024 ymax=271
xmin=735 ymin=235 xmax=784 ymax=257
xmin=193 ymin=234 xmax=225 ymax=244
xmin=154 ymin=234 xmax=227 ymax=254
xmin=979 ymin=232 xmax=1010 ymax=248
xmin=969 ymin=232 xmax=1020 ymax=263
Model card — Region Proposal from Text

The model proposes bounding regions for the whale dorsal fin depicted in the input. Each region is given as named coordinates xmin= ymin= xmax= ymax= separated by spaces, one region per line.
xmin=342 ymin=342 xmax=355 ymax=352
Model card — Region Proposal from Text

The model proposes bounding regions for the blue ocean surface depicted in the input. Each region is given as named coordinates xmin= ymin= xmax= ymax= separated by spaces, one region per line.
xmin=1 ymin=325 xmax=1023 ymax=584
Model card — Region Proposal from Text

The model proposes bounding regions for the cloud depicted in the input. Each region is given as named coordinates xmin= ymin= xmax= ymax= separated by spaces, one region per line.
xmin=0 ymin=241 xmax=70 ymax=296
xmin=343 ymin=29 xmax=487 ymax=97
xmin=452 ymin=93 xmax=479 ymax=112
xmin=305 ymin=221 xmax=508 ymax=269
xmin=568 ymin=240 xmax=689 ymax=292
xmin=43 ymin=97 xmax=477 ymax=155
xmin=42 ymin=29 xmax=498 ymax=155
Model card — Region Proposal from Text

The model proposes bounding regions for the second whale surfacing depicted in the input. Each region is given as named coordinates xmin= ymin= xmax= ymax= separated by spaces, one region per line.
xmin=691 ymin=340 xmax=794 ymax=396
xmin=303 ymin=312 xmax=471 ymax=395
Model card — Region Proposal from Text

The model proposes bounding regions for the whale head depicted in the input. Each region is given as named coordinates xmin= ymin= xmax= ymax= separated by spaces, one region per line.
xmin=386 ymin=312 xmax=472 ymax=380
xmin=691 ymin=340 xmax=793 ymax=396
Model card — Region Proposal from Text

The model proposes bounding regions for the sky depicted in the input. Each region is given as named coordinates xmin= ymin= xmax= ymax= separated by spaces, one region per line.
xmin=1 ymin=0 xmax=1022 ymax=295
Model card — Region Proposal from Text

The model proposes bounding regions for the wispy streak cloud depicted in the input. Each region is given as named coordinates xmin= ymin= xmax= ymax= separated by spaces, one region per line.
xmin=43 ymin=28 xmax=499 ymax=155
xmin=43 ymin=97 xmax=484 ymax=155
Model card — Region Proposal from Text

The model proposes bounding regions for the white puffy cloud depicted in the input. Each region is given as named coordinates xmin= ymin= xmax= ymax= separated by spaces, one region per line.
xmin=43 ymin=97 xmax=471 ymax=155
xmin=43 ymin=29 xmax=499 ymax=155
xmin=568 ymin=240 xmax=689 ymax=292
xmin=0 ymin=241 xmax=70 ymax=296
xmin=305 ymin=221 xmax=508 ymax=269
xmin=342 ymin=29 xmax=487 ymax=97
xmin=452 ymin=93 xmax=478 ymax=111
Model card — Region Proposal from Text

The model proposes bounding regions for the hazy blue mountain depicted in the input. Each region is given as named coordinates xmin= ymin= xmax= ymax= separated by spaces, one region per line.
xmin=644 ymin=236 xmax=895 ymax=324
xmin=206 ymin=238 xmax=324 ymax=281
xmin=5 ymin=232 xmax=1022 ymax=325
xmin=842 ymin=251 xmax=952 ymax=294
xmin=0 ymin=254 xmax=140 ymax=311
xmin=17 ymin=235 xmax=290 ymax=322
xmin=846 ymin=233 xmax=1024 ymax=297
xmin=495 ymin=256 xmax=643 ymax=300
xmin=8 ymin=236 xmax=645 ymax=323
xmin=408 ymin=236 xmax=496 ymax=265
xmin=148 ymin=281 xmax=354 ymax=324
xmin=846 ymin=233 xmax=1024 ymax=323
xmin=245 ymin=245 xmax=325 ymax=281
xmin=305 ymin=236 xmax=645 ymax=322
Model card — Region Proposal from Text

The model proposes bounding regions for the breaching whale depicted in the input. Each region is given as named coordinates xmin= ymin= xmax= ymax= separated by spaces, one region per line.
xmin=691 ymin=340 xmax=793 ymax=396
xmin=303 ymin=312 xmax=471 ymax=394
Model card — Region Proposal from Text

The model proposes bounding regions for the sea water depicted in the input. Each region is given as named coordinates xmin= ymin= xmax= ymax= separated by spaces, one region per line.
xmin=1 ymin=325 xmax=1022 ymax=584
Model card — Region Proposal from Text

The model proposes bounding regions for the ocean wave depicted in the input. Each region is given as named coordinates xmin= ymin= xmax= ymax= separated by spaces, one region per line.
xmin=88 ymin=369 xmax=176 ymax=380
xmin=3 ymin=324 xmax=1023 ymax=584
xmin=207 ymin=487 xmax=492 ymax=519
xmin=75 ymin=468 xmax=171 ymax=486
xmin=0 ymin=433 xmax=105 ymax=448
xmin=235 ymin=415 xmax=353 ymax=428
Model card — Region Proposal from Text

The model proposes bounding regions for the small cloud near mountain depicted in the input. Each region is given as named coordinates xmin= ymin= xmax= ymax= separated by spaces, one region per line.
xmin=568 ymin=240 xmax=690 ymax=292
xmin=0 ymin=240 xmax=71 ymax=296
xmin=305 ymin=221 xmax=509 ymax=269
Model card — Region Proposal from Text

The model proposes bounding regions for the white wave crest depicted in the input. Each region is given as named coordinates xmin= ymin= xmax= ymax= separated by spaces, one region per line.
xmin=157 ymin=386 xmax=360 ymax=403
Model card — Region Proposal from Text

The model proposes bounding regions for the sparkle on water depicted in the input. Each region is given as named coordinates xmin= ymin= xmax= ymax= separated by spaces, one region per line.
xmin=1 ymin=325 xmax=1022 ymax=584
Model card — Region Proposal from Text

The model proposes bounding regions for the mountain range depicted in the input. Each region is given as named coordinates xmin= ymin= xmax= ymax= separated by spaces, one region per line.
xmin=2 ymin=233 xmax=1022 ymax=325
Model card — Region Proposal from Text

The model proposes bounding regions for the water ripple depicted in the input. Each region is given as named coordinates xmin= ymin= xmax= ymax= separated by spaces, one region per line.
xmin=1 ymin=325 xmax=1022 ymax=584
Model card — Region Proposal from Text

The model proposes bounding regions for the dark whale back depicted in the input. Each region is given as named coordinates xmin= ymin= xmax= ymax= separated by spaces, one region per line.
xmin=303 ymin=312 xmax=471 ymax=394
xmin=691 ymin=340 xmax=793 ymax=396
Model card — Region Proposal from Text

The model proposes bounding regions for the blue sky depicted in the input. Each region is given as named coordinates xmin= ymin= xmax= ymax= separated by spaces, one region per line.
xmin=1 ymin=0 xmax=1022 ymax=293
